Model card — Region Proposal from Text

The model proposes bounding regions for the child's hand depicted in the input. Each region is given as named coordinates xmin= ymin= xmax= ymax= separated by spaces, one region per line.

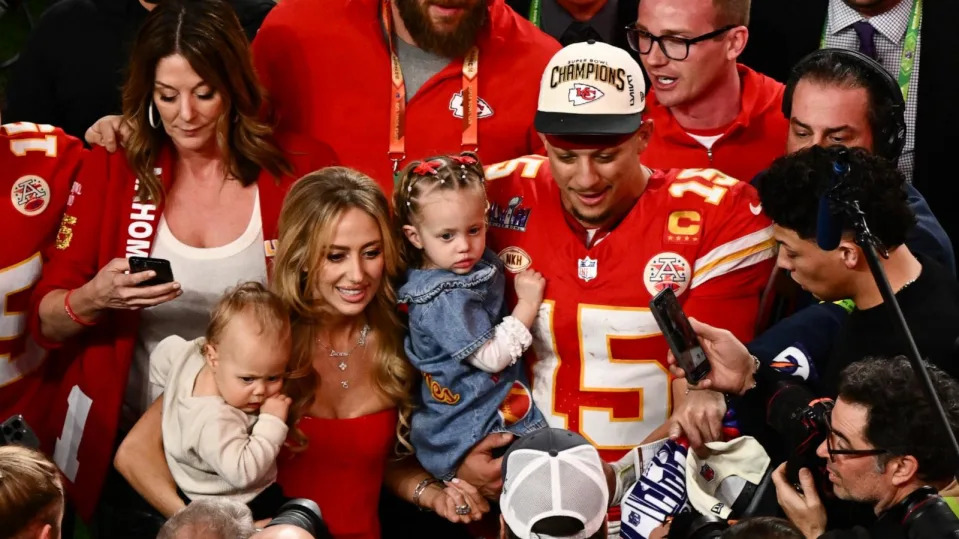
xmin=261 ymin=393 xmax=292 ymax=422
xmin=514 ymin=269 xmax=546 ymax=307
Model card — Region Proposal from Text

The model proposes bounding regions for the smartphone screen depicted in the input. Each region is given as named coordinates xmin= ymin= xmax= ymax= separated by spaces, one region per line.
xmin=129 ymin=256 xmax=174 ymax=287
xmin=649 ymin=288 xmax=711 ymax=384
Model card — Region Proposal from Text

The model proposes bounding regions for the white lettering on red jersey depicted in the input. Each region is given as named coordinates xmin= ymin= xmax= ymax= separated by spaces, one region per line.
xmin=486 ymin=155 xmax=775 ymax=460
xmin=0 ymin=122 xmax=85 ymax=444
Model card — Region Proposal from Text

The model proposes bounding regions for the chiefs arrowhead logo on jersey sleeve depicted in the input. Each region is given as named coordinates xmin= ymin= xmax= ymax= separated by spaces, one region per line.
xmin=449 ymin=92 xmax=494 ymax=119
xmin=568 ymin=83 xmax=605 ymax=106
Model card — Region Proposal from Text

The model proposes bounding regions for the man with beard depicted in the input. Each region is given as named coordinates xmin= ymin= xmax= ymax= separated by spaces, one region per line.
xmin=250 ymin=0 xmax=560 ymax=194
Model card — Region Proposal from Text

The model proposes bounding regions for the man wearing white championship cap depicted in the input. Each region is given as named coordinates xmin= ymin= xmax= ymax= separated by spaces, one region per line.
xmin=500 ymin=428 xmax=610 ymax=539
xmin=459 ymin=41 xmax=776 ymax=528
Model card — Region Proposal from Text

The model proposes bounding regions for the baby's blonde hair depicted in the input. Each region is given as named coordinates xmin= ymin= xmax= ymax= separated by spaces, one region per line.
xmin=0 ymin=445 xmax=64 ymax=538
xmin=205 ymin=281 xmax=291 ymax=355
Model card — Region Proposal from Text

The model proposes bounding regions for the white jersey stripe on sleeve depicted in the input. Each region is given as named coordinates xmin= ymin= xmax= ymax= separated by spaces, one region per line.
xmin=690 ymin=226 xmax=776 ymax=288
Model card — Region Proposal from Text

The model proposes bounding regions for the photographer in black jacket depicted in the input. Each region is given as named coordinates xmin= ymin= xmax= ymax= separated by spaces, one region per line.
xmin=670 ymin=323 xmax=959 ymax=538
xmin=771 ymin=357 xmax=959 ymax=538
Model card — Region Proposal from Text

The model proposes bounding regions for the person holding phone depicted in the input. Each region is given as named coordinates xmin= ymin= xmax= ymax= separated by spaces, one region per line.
xmin=28 ymin=0 xmax=335 ymax=529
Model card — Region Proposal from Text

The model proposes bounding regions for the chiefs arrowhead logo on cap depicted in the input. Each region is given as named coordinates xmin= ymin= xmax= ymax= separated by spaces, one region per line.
xmin=568 ymin=83 xmax=605 ymax=106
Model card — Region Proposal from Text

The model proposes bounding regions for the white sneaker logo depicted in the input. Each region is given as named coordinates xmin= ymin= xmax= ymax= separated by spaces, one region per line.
xmin=749 ymin=202 xmax=763 ymax=216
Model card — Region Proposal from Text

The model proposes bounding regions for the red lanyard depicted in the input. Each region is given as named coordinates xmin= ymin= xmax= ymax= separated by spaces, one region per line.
xmin=382 ymin=0 xmax=479 ymax=173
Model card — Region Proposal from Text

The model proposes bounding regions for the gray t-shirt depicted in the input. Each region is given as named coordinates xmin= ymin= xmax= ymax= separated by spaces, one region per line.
xmin=395 ymin=36 xmax=450 ymax=101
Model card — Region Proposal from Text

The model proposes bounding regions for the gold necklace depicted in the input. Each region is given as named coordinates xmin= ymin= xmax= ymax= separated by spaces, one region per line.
xmin=316 ymin=325 xmax=370 ymax=389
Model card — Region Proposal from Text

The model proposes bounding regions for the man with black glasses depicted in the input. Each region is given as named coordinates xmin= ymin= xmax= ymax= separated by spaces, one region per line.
xmin=627 ymin=0 xmax=787 ymax=183
xmin=771 ymin=357 xmax=959 ymax=538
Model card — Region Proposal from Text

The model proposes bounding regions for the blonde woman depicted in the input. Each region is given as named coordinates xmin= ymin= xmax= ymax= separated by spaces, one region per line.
xmin=117 ymin=168 xmax=489 ymax=538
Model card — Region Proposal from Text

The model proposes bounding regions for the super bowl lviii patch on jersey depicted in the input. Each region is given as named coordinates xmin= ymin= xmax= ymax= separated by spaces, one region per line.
xmin=11 ymin=175 xmax=50 ymax=216
xmin=489 ymin=195 xmax=531 ymax=231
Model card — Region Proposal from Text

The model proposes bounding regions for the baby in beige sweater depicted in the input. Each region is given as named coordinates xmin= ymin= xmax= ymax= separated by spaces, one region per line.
xmin=149 ymin=282 xmax=292 ymax=518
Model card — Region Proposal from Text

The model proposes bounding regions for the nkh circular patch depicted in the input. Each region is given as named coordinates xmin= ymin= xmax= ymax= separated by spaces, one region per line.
xmin=643 ymin=252 xmax=692 ymax=297
xmin=498 ymin=246 xmax=532 ymax=273
xmin=11 ymin=175 xmax=51 ymax=216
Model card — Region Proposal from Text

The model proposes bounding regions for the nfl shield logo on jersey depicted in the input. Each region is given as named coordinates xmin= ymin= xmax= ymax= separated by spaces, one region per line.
xmin=578 ymin=256 xmax=598 ymax=282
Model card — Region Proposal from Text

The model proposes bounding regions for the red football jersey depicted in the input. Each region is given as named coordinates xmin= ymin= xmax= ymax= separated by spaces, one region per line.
xmin=485 ymin=155 xmax=776 ymax=460
xmin=0 ymin=122 xmax=85 ymax=441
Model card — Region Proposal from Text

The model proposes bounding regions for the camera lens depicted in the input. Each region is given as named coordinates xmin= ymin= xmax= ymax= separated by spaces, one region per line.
xmin=265 ymin=498 xmax=331 ymax=539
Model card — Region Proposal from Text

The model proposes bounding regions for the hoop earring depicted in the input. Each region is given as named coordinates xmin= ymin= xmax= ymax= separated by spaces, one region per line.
xmin=148 ymin=101 xmax=160 ymax=129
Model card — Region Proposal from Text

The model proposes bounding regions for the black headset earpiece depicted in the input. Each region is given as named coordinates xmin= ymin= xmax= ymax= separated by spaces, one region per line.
xmin=782 ymin=48 xmax=906 ymax=162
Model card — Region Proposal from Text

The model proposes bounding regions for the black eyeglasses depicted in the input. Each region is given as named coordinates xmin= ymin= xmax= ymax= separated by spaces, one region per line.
xmin=824 ymin=415 xmax=888 ymax=462
xmin=624 ymin=24 xmax=736 ymax=61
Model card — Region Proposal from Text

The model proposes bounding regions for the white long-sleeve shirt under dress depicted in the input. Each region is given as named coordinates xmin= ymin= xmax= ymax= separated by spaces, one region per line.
xmin=149 ymin=335 xmax=288 ymax=503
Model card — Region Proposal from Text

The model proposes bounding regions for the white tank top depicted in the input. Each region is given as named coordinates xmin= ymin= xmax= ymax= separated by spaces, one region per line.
xmin=123 ymin=189 xmax=267 ymax=426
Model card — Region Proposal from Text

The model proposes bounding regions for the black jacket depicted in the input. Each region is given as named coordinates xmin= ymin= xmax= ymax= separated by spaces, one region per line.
xmin=739 ymin=0 xmax=959 ymax=264
xmin=505 ymin=0 xmax=639 ymax=53
xmin=820 ymin=486 xmax=959 ymax=538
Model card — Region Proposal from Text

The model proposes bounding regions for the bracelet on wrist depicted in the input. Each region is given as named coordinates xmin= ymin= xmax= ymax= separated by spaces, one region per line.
xmin=740 ymin=354 xmax=760 ymax=395
xmin=64 ymin=289 xmax=97 ymax=327
xmin=412 ymin=477 xmax=443 ymax=511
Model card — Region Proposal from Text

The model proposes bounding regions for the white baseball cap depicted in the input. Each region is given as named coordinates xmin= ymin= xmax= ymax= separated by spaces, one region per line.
xmin=535 ymin=40 xmax=647 ymax=136
xmin=501 ymin=428 xmax=609 ymax=539
xmin=685 ymin=436 xmax=771 ymax=520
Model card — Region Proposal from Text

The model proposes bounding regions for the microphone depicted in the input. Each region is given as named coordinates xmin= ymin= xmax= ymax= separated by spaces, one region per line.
xmin=815 ymin=156 xmax=850 ymax=251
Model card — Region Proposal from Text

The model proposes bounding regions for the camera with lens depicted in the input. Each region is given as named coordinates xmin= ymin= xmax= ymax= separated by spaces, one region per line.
xmin=264 ymin=498 xmax=332 ymax=539
xmin=666 ymin=511 xmax=728 ymax=539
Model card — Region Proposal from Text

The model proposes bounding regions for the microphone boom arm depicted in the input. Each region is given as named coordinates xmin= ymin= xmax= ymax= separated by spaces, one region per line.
xmin=830 ymin=195 xmax=959 ymax=483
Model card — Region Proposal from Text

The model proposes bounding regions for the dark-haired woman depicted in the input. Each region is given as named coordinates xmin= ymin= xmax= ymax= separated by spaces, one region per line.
xmin=29 ymin=0 xmax=335 ymax=528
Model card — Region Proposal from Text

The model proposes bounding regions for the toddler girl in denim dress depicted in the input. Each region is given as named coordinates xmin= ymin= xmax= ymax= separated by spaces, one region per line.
xmin=394 ymin=153 xmax=548 ymax=480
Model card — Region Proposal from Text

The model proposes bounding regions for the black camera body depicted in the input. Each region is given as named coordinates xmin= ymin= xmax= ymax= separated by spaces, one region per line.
xmin=666 ymin=511 xmax=728 ymax=539
xmin=265 ymin=498 xmax=332 ymax=539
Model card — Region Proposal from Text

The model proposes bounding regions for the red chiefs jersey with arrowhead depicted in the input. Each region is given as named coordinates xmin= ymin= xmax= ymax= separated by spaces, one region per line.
xmin=485 ymin=155 xmax=776 ymax=460
xmin=0 ymin=122 xmax=85 ymax=444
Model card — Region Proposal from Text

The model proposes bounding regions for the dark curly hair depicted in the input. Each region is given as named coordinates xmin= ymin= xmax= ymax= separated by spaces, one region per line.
xmin=757 ymin=145 xmax=915 ymax=249
xmin=838 ymin=357 xmax=959 ymax=483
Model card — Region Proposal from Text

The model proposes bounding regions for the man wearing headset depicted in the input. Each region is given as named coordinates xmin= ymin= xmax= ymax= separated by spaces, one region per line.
xmin=779 ymin=48 xmax=954 ymax=276
xmin=667 ymin=49 xmax=957 ymax=451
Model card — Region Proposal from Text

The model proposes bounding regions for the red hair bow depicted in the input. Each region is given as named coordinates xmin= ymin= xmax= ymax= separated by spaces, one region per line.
xmin=451 ymin=155 xmax=477 ymax=166
xmin=413 ymin=159 xmax=444 ymax=175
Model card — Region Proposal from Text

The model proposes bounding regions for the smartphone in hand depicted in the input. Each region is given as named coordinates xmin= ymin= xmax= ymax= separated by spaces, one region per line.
xmin=129 ymin=256 xmax=174 ymax=287
xmin=649 ymin=288 xmax=711 ymax=384
xmin=1 ymin=414 xmax=41 ymax=449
